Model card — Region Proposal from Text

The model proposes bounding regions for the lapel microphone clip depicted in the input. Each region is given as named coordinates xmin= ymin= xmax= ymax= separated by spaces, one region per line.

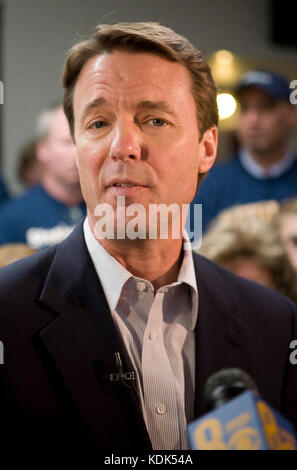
xmin=110 ymin=352 xmax=135 ymax=387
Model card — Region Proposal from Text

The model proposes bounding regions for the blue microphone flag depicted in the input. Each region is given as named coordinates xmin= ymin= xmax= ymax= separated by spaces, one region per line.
xmin=187 ymin=390 xmax=296 ymax=450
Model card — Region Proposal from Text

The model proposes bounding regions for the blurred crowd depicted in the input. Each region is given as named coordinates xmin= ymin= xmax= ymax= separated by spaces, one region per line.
xmin=0 ymin=69 xmax=297 ymax=306
xmin=193 ymin=69 xmax=297 ymax=305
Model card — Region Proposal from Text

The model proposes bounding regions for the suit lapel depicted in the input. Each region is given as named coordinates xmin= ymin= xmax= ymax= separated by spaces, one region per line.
xmin=193 ymin=254 xmax=252 ymax=417
xmin=37 ymin=223 xmax=151 ymax=450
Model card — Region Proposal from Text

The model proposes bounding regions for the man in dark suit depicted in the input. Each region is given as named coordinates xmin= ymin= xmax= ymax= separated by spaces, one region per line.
xmin=0 ymin=22 xmax=296 ymax=453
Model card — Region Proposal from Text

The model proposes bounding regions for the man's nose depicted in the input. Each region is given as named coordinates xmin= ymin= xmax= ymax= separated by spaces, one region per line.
xmin=246 ymin=109 xmax=261 ymax=125
xmin=109 ymin=121 xmax=142 ymax=162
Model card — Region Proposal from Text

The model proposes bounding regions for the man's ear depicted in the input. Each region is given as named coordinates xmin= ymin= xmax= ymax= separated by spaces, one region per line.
xmin=198 ymin=126 xmax=218 ymax=174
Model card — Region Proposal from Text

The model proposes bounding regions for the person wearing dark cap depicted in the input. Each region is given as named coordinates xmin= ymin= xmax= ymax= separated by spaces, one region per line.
xmin=191 ymin=70 xmax=297 ymax=232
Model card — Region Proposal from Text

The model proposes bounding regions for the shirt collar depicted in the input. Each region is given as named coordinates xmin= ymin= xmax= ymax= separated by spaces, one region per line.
xmin=239 ymin=148 xmax=295 ymax=179
xmin=83 ymin=217 xmax=198 ymax=314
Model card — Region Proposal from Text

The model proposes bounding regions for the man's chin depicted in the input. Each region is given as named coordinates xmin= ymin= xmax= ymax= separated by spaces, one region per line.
xmin=247 ymin=141 xmax=271 ymax=156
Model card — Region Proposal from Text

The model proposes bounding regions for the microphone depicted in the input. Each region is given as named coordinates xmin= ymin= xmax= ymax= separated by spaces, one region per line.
xmin=187 ymin=368 xmax=297 ymax=450
xmin=93 ymin=352 xmax=136 ymax=394
xmin=109 ymin=352 xmax=135 ymax=384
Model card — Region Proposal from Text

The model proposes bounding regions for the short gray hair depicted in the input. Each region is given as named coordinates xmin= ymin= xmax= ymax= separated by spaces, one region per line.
xmin=35 ymin=101 xmax=62 ymax=140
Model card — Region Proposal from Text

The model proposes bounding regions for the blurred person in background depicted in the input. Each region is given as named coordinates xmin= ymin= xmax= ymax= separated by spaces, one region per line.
xmin=0 ymin=103 xmax=86 ymax=249
xmin=192 ymin=70 xmax=297 ymax=232
xmin=18 ymin=139 xmax=43 ymax=188
xmin=0 ymin=243 xmax=36 ymax=268
xmin=197 ymin=201 xmax=297 ymax=304
xmin=273 ymin=198 xmax=297 ymax=277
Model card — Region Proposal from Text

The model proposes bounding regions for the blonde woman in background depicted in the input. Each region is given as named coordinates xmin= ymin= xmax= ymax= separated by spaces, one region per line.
xmin=272 ymin=198 xmax=297 ymax=278
xmin=197 ymin=201 xmax=297 ymax=304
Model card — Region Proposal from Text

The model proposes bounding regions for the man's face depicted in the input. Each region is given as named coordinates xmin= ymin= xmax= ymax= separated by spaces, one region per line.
xmin=38 ymin=107 xmax=79 ymax=187
xmin=73 ymin=50 xmax=217 ymax=235
xmin=237 ymin=87 xmax=294 ymax=156
xmin=279 ymin=214 xmax=297 ymax=276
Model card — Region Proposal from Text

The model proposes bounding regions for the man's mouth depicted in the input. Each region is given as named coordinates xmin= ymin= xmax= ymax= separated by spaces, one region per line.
xmin=113 ymin=183 xmax=139 ymax=187
xmin=106 ymin=179 xmax=147 ymax=189
xmin=106 ymin=180 xmax=148 ymax=196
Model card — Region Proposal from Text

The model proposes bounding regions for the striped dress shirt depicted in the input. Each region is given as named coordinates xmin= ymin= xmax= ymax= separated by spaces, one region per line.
xmin=83 ymin=218 xmax=198 ymax=450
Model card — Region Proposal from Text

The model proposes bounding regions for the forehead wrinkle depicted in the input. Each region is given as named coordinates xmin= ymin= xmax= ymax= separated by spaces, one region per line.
xmin=82 ymin=65 xmax=136 ymax=92
xmin=78 ymin=96 xmax=179 ymax=125
xmin=79 ymin=97 xmax=107 ymax=123
xmin=136 ymin=100 xmax=177 ymax=116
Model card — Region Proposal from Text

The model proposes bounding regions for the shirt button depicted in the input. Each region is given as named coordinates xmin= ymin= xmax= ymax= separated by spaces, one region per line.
xmin=137 ymin=282 xmax=146 ymax=291
xmin=149 ymin=331 xmax=156 ymax=341
xmin=156 ymin=404 xmax=167 ymax=415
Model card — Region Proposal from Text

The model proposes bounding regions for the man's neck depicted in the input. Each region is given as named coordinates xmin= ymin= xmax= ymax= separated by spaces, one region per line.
xmin=248 ymin=144 xmax=287 ymax=170
xmin=88 ymin=214 xmax=184 ymax=291
xmin=41 ymin=175 xmax=83 ymax=206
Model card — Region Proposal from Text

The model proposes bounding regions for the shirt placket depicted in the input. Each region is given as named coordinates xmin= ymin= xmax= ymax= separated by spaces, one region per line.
xmin=142 ymin=291 xmax=181 ymax=450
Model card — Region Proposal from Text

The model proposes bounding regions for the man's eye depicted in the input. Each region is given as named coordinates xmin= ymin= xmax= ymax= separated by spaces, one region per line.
xmin=150 ymin=118 xmax=166 ymax=127
xmin=90 ymin=121 xmax=107 ymax=129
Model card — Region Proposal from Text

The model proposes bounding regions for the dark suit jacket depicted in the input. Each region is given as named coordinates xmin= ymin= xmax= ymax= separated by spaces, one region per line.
xmin=0 ymin=222 xmax=297 ymax=453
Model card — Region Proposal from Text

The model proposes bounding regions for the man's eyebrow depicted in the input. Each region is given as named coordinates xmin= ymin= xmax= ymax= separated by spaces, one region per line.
xmin=79 ymin=97 xmax=107 ymax=122
xmin=136 ymin=100 xmax=177 ymax=115
xmin=79 ymin=98 xmax=177 ymax=122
